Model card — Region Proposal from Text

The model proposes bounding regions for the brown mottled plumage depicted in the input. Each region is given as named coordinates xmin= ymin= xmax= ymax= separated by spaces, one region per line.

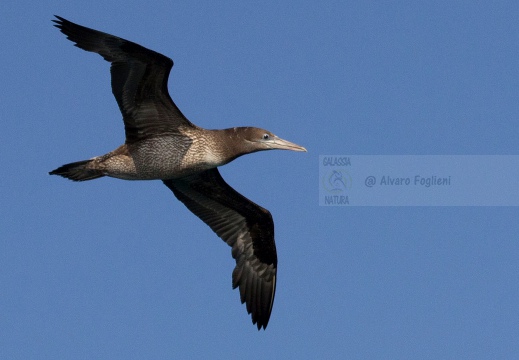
xmin=49 ymin=16 xmax=306 ymax=330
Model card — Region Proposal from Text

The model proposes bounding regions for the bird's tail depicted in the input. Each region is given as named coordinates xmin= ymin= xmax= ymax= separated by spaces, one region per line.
xmin=49 ymin=159 xmax=105 ymax=181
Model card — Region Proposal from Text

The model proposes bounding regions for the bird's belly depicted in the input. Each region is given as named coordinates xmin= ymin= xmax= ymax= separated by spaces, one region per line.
xmin=109 ymin=139 xmax=220 ymax=180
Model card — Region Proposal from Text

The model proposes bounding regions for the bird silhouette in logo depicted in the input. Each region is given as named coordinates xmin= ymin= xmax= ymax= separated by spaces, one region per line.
xmin=328 ymin=170 xmax=348 ymax=192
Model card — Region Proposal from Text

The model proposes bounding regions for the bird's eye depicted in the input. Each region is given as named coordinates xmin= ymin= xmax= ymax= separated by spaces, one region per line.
xmin=262 ymin=134 xmax=270 ymax=140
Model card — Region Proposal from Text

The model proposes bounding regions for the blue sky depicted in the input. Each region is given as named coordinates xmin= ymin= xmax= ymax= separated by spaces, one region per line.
xmin=1 ymin=1 xmax=518 ymax=358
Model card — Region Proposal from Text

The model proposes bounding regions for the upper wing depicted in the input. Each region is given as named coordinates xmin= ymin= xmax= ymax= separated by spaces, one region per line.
xmin=163 ymin=168 xmax=277 ymax=330
xmin=53 ymin=16 xmax=196 ymax=143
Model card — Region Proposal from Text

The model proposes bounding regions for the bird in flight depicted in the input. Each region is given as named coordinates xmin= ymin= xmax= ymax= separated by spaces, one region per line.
xmin=49 ymin=16 xmax=306 ymax=330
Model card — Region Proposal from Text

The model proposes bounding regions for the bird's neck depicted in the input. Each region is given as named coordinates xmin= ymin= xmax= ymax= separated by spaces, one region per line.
xmin=204 ymin=128 xmax=255 ymax=166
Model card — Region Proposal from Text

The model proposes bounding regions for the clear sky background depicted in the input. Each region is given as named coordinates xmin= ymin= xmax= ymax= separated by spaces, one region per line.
xmin=1 ymin=1 xmax=518 ymax=359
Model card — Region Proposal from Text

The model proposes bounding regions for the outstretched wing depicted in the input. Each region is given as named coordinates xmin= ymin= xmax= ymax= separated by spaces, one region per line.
xmin=163 ymin=168 xmax=277 ymax=330
xmin=53 ymin=16 xmax=196 ymax=143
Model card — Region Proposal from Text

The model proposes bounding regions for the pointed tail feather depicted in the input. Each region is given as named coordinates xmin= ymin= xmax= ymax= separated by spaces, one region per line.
xmin=49 ymin=159 xmax=104 ymax=181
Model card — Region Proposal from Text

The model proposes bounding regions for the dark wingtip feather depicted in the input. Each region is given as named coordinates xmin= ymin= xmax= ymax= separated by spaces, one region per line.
xmin=52 ymin=15 xmax=66 ymax=29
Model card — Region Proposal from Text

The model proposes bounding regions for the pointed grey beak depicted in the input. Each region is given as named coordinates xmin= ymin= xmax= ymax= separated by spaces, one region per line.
xmin=270 ymin=136 xmax=307 ymax=152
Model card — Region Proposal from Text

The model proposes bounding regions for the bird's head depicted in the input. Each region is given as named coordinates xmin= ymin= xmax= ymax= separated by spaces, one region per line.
xmin=235 ymin=127 xmax=307 ymax=153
